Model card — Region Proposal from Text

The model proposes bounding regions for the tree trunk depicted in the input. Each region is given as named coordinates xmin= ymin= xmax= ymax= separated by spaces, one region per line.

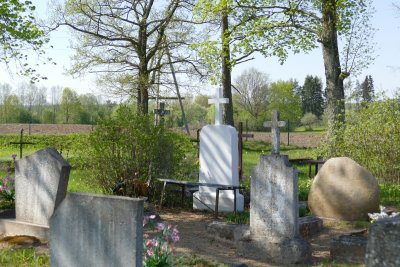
xmin=221 ymin=9 xmax=234 ymax=126
xmin=321 ymin=0 xmax=345 ymax=153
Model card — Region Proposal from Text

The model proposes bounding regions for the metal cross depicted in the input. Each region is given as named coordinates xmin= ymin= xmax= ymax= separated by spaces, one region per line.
xmin=263 ymin=110 xmax=286 ymax=154
xmin=208 ymin=88 xmax=228 ymax=125
xmin=153 ymin=102 xmax=170 ymax=117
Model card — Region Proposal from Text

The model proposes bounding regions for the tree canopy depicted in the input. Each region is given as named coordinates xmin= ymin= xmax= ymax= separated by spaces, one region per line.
xmin=0 ymin=0 xmax=50 ymax=82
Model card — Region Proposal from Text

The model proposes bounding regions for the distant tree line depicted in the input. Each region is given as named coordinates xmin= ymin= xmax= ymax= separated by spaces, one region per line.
xmin=0 ymin=83 xmax=115 ymax=124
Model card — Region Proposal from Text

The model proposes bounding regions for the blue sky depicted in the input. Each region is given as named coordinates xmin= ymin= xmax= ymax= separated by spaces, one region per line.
xmin=1 ymin=0 xmax=400 ymax=98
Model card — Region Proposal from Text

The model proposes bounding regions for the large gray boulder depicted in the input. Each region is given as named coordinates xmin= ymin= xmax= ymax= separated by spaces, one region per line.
xmin=308 ymin=157 xmax=379 ymax=221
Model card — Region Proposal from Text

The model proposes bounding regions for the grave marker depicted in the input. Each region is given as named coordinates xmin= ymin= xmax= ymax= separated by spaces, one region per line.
xmin=193 ymin=88 xmax=244 ymax=212
xmin=263 ymin=110 xmax=286 ymax=154
xmin=50 ymin=193 xmax=144 ymax=267
xmin=208 ymin=88 xmax=228 ymax=126
xmin=15 ymin=147 xmax=70 ymax=226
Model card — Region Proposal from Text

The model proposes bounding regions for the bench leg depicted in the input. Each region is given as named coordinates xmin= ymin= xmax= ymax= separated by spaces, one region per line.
xmin=215 ymin=188 xmax=220 ymax=219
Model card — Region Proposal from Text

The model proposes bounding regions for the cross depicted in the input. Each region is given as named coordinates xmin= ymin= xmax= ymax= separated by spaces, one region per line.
xmin=263 ymin=110 xmax=286 ymax=154
xmin=9 ymin=129 xmax=35 ymax=159
xmin=208 ymin=88 xmax=229 ymax=125
xmin=153 ymin=102 xmax=170 ymax=117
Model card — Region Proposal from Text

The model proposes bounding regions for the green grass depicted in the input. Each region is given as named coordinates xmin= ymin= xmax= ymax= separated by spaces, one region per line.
xmin=68 ymin=169 xmax=103 ymax=194
xmin=0 ymin=248 xmax=49 ymax=267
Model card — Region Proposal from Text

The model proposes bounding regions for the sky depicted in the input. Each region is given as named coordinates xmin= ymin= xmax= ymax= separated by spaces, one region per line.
xmin=1 ymin=0 xmax=400 ymax=99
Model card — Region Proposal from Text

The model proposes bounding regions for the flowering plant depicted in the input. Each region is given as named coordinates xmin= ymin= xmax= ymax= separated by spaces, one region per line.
xmin=143 ymin=215 xmax=180 ymax=267
xmin=368 ymin=205 xmax=399 ymax=223
xmin=0 ymin=155 xmax=16 ymax=202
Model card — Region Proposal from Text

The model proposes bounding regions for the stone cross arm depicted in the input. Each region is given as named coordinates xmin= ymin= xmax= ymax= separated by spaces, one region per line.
xmin=263 ymin=110 xmax=286 ymax=154
xmin=208 ymin=88 xmax=229 ymax=125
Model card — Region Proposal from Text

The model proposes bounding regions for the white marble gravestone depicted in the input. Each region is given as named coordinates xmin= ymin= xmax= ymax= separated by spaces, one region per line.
xmin=193 ymin=88 xmax=244 ymax=212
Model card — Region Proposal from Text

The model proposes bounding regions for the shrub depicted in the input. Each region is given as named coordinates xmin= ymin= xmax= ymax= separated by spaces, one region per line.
xmin=87 ymin=106 xmax=193 ymax=199
xmin=300 ymin=112 xmax=318 ymax=130
xmin=319 ymin=98 xmax=400 ymax=184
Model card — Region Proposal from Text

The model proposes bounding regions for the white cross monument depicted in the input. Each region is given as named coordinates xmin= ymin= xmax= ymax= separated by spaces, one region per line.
xmin=208 ymin=88 xmax=228 ymax=125
xmin=263 ymin=110 xmax=286 ymax=154
xmin=193 ymin=88 xmax=244 ymax=212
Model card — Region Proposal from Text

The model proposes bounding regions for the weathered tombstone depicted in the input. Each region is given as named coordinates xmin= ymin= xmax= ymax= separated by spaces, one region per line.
xmin=0 ymin=148 xmax=70 ymax=239
xmin=50 ymin=193 xmax=144 ymax=267
xmin=15 ymin=147 xmax=70 ymax=226
xmin=365 ymin=216 xmax=400 ymax=267
xmin=193 ymin=88 xmax=244 ymax=212
xmin=238 ymin=110 xmax=311 ymax=264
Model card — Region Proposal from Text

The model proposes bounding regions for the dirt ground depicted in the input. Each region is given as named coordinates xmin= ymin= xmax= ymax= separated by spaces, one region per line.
xmin=0 ymin=207 xmax=367 ymax=266
xmin=159 ymin=209 xmax=365 ymax=267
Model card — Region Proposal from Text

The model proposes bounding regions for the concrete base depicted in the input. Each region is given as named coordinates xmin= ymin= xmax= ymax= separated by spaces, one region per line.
xmin=0 ymin=219 xmax=49 ymax=240
xmin=238 ymin=237 xmax=312 ymax=264
xmin=193 ymin=191 xmax=244 ymax=212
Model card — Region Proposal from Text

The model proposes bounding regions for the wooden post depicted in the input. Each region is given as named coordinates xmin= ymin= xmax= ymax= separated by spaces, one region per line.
xmin=287 ymin=120 xmax=290 ymax=146
xmin=238 ymin=122 xmax=243 ymax=181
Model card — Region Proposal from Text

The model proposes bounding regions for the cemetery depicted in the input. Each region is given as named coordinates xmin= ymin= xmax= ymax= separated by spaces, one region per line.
xmin=0 ymin=0 xmax=400 ymax=266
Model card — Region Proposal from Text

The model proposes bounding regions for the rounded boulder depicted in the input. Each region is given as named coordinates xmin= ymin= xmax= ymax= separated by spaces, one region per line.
xmin=308 ymin=157 xmax=380 ymax=221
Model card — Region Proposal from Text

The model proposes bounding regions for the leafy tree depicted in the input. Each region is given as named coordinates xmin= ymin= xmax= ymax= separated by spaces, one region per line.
xmin=209 ymin=0 xmax=375 ymax=149
xmin=60 ymin=87 xmax=81 ymax=124
xmin=361 ymin=75 xmax=374 ymax=102
xmin=3 ymin=95 xmax=21 ymax=123
xmin=233 ymin=68 xmax=269 ymax=120
xmin=0 ymin=0 xmax=51 ymax=82
xmin=53 ymin=0 xmax=203 ymax=114
xmin=301 ymin=76 xmax=324 ymax=118
xmin=268 ymin=80 xmax=302 ymax=128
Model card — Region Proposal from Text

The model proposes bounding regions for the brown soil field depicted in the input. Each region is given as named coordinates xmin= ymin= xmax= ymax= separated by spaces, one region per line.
xmin=0 ymin=124 xmax=323 ymax=147
xmin=0 ymin=123 xmax=93 ymax=135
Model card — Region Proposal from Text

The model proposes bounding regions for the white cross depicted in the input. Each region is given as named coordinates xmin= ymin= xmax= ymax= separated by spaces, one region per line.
xmin=208 ymin=88 xmax=229 ymax=125
xmin=263 ymin=110 xmax=286 ymax=154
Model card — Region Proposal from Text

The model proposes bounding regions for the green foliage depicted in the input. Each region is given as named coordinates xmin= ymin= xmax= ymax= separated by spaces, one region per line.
xmin=226 ymin=211 xmax=249 ymax=224
xmin=301 ymin=75 xmax=324 ymax=117
xmin=301 ymin=113 xmax=318 ymax=130
xmin=60 ymin=87 xmax=81 ymax=124
xmin=361 ymin=75 xmax=374 ymax=103
xmin=87 ymin=106 xmax=192 ymax=198
xmin=319 ymin=98 xmax=400 ymax=184
xmin=268 ymin=80 xmax=302 ymax=128
xmin=0 ymin=248 xmax=49 ymax=266
xmin=173 ymin=254 xmax=227 ymax=267
xmin=0 ymin=0 xmax=50 ymax=82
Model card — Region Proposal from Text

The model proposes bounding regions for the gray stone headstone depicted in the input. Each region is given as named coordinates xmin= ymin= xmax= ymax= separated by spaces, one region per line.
xmin=238 ymin=154 xmax=311 ymax=264
xmin=365 ymin=216 xmax=400 ymax=267
xmin=50 ymin=193 xmax=144 ymax=267
xmin=15 ymin=147 xmax=70 ymax=226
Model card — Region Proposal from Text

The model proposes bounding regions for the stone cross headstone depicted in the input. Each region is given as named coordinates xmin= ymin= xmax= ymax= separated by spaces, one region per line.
xmin=208 ymin=88 xmax=228 ymax=126
xmin=50 ymin=193 xmax=144 ymax=267
xmin=263 ymin=110 xmax=286 ymax=154
xmin=193 ymin=88 xmax=244 ymax=212
xmin=15 ymin=147 xmax=70 ymax=227
xmin=238 ymin=154 xmax=311 ymax=264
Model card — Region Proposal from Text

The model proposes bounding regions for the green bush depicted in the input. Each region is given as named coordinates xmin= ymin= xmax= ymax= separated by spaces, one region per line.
xmin=320 ymin=99 xmax=400 ymax=184
xmin=87 ymin=106 xmax=193 ymax=199
xmin=300 ymin=112 xmax=318 ymax=131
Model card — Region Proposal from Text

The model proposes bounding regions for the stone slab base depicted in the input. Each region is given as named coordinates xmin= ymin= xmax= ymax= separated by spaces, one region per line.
xmin=237 ymin=237 xmax=312 ymax=265
xmin=193 ymin=191 xmax=244 ymax=212
xmin=207 ymin=216 xmax=323 ymax=243
xmin=0 ymin=219 xmax=49 ymax=240
xmin=331 ymin=234 xmax=367 ymax=263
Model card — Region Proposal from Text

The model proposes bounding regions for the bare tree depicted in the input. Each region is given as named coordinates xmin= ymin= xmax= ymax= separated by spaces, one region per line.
xmin=233 ymin=68 xmax=269 ymax=119
xmin=52 ymin=0 xmax=205 ymax=114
